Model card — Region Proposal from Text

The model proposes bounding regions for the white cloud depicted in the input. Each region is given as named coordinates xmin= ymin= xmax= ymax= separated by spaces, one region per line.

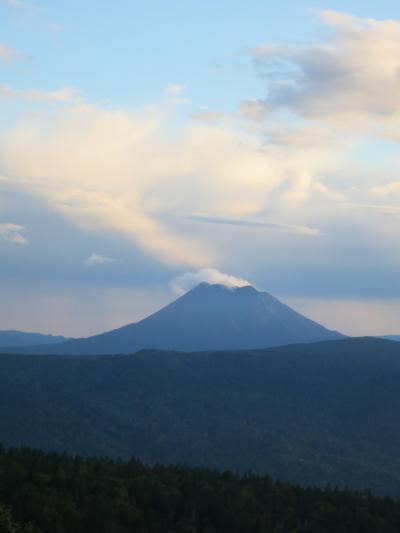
xmin=170 ymin=268 xmax=251 ymax=295
xmin=239 ymin=9 xmax=400 ymax=255
xmin=85 ymin=253 xmax=118 ymax=266
xmin=312 ymin=182 xmax=347 ymax=202
xmin=1 ymin=104 xmax=215 ymax=267
xmin=2 ymin=100 xmax=340 ymax=268
xmin=251 ymin=10 xmax=400 ymax=137
xmin=0 ymin=223 xmax=27 ymax=244
xmin=0 ymin=84 xmax=81 ymax=102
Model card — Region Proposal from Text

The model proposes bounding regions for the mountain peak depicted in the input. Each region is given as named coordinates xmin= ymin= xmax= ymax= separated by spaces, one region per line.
xmin=187 ymin=282 xmax=271 ymax=300
xmin=190 ymin=281 xmax=251 ymax=293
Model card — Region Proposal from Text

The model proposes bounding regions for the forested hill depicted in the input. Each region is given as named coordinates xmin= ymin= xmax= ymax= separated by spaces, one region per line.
xmin=1 ymin=337 xmax=400 ymax=495
xmin=1 ymin=446 xmax=400 ymax=533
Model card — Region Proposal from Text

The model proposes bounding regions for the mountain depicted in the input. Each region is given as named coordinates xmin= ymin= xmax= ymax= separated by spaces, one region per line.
xmin=0 ymin=330 xmax=68 ymax=348
xmin=9 ymin=283 xmax=343 ymax=355
xmin=1 ymin=337 xmax=400 ymax=495
xmin=381 ymin=335 xmax=400 ymax=342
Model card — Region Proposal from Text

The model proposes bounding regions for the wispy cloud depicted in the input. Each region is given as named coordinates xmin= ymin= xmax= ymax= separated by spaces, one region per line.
xmin=85 ymin=253 xmax=118 ymax=266
xmin=0 ymin=223 xmax=27 ymax=244
xmin=184 ymin=213 xmax=320 ymax=236
xmin=343 ymin=203 xmax=400 ymax=215
xmin=0 ymin=84 xmax=81 ymax=102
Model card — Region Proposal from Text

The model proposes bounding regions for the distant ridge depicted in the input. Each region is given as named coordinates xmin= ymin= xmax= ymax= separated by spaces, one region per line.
xmin=5 ymin=283 xmax=344 ymax=355
xmin=0 ymin=330 xmax=69 ymax=348
xmin=380 ymin=335 xmax=400 ymax=342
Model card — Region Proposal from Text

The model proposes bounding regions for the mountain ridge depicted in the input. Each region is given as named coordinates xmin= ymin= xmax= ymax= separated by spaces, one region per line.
xmin=0 ymin=329 xmax=69 ymax=348
xmin=380 ymin=335 xmax=400 ymax=342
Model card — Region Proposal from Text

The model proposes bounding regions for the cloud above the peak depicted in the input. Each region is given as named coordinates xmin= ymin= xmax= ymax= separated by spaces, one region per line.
xmin=170 ymin=268 xmax=251 ymax=295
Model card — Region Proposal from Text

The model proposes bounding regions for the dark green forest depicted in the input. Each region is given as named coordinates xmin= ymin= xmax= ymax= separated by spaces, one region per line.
xmin=1 ymin=446 xmax=400 ymax=533
xmin=1 ymin=338 xmax=400 ymax=494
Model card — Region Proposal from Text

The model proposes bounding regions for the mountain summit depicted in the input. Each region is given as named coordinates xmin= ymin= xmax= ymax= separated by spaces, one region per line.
xmin=10 ymin=283 xmax=343 ymax=354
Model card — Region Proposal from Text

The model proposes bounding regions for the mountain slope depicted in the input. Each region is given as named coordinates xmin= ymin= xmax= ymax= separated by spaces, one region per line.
xmin=11 ymin=283 xmax=343 ymax=354
xmin=0 ymin=330 xmax=68 ymax=348
xmin=1 ymin=337 xmax=400 ymax=494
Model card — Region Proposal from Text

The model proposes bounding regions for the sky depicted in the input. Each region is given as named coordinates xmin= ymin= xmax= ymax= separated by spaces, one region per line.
xmin=1 ymin=0 xmax=400 ymax=337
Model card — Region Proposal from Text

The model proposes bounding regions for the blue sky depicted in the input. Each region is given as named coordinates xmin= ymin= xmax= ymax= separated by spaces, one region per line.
xmin=1 ymin=1 xmax=399 ymax=106
xmin=1 ymin=0 xmax=400 ymax=336
xmin=2 ymin=0 xmax=400 ymax=110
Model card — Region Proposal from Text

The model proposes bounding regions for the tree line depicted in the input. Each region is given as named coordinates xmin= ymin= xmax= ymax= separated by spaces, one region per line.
xmin=0 ymin=445 xmax=400 ymax=532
